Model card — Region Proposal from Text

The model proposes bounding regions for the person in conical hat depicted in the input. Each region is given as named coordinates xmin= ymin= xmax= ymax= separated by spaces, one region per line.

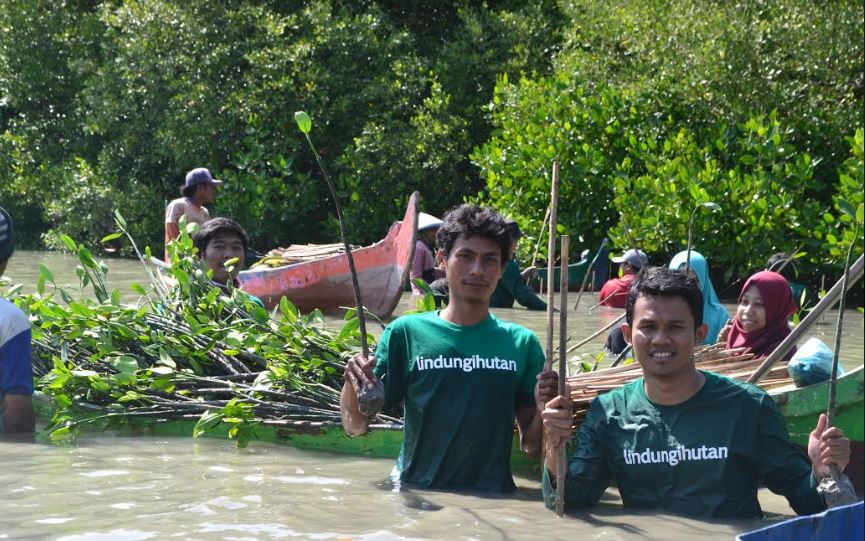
xmin=409 ymin=212 xmax=446 ymax=294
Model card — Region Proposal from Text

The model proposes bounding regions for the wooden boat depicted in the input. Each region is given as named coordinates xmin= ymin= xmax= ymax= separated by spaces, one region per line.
xmin=532 ymin=257 xmax=591 ymax=292
xmin=770 ymin=364 xmax=864 ymax=497
xmin=237 ymin=192 xmax=419 ymax=317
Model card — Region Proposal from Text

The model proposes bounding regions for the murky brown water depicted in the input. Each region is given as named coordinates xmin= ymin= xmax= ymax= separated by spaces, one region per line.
xmin=2 ymin=251 xmax=863 ymax=540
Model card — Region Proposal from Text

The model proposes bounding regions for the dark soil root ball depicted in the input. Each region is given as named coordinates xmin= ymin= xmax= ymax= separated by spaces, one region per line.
xmin=357 ymin=379 xmax=385 ymax=416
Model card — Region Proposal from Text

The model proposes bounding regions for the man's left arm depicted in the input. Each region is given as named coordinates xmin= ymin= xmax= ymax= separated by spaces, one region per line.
xmin=757 ymin=395 xmax=845 ymax=514
xmin=506 ymin=262 xmax=546 ymax=311
xmin=514 ymin=336 xmax=548 ymax=458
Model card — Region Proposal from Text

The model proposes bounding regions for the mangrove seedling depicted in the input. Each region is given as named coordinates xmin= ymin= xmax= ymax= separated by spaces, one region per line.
xmin=294 ymin=111 xmax=383 ymax=416
xmin=685 ymin=202 xmax=721 ymax=274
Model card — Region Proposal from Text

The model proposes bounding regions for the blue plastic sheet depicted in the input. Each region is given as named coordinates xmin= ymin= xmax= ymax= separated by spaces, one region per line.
xmin=737 ymin=501 xmax=864 ymax=541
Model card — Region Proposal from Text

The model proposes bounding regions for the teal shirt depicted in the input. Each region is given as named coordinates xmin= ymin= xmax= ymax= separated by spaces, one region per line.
xmin=374 ymin=310 xmax=545 ymax=492
xmin=543 ymin=371 xmax=824 ymax=518
xmin=490 ymin=259 xmax=547 ymax=311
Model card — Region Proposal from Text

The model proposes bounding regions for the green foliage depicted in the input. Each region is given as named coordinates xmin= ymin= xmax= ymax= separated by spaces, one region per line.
xmin=817 ymin=130 xmax=865 ymax=263
xmin=610 ymin=112 xmax=822 ymax=281
xmin=7 ymin=221 xmax=375 ymax=444
xmin=474 ymin=0 xmax=862 ymax=277
xmin=472 ymin=74 xmax=651 ymax=262
xmin=1 ymin=0 xmax=563 ymax=252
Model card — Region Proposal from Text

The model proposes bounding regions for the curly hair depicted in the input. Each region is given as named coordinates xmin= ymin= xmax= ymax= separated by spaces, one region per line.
xmin=435 ymin=204 xmax=510 ymax=264
xmin=626 ymin=266 xmax=704 ymax=329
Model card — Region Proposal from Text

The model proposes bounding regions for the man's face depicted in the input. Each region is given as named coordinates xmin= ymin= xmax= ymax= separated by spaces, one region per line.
xmin=622 ymin=295 xmax=707 ymax=380
xmin=440 ymin=235 xmax=504 ymax=306
xmin=198 ymin=182 xmax=217 ymax=204
xmin=202 ymin=231 xmax=245 ymax=284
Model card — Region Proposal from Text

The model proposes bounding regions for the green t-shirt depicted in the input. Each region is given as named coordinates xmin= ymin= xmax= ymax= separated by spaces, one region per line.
xmin=374 ymin=310 xmax=545 ymax=492
xmin=490 ymin=259 xmax=547 ymax=311
xmin=543 ymin=371 xmax=824 ymax=518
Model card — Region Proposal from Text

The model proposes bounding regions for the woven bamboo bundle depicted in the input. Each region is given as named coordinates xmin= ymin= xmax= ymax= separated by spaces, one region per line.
xmin=567 ymin=343 xmax=794 ymax=428
xmin=252 ymin=243 xmax=361 ymax=268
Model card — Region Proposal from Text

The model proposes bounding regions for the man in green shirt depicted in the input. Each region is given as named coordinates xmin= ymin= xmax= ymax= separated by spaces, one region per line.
xmin=341 ymin=204 xmax=546 ymax=492
xmin=541 ymin=266 xmax=851 ymax=518
xmin=489 ymin=220 xmax=546 ymax=311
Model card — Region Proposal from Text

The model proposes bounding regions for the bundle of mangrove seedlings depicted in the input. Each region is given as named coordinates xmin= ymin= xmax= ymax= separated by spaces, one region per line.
xmin=252 ymin=242 xmax=360 ymax=269
xmin=7 ymin=220 xmax=397 ymax=447
xmin=567 ymin=343 xmax=795 ymax=429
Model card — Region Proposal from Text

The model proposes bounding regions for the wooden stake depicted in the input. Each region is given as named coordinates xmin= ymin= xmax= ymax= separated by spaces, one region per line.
xmin=556 ymin=234 xmax=570 ymax=517
xmin=544 ymin=161 xmax=560 ymax=371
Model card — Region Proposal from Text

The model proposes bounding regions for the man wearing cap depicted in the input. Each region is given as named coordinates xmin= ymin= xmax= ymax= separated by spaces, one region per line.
xmin=489 ymin=220 xmax=546 ymax=311
xmin=165 ymin=167 xmax=223 ymax=261
xmin=410 ymin=212 xmax=446 ymax=295
xmin=598 ymin=248 xmax=648 ymax=309
xmin=0 ymin=207 xmax=35 ymax=436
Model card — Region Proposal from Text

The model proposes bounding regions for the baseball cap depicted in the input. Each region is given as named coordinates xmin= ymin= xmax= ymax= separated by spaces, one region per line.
xmin=184 ymin=167 xmax=223 ymax=188
xmin=612 ymin=248 xmax=648 ymax=269
xmin=0 ymin=207 xmax=16 ymax=263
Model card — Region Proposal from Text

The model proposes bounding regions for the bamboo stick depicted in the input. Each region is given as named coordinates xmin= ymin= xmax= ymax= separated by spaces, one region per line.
xmin=544 ymin=161 xmax=560 ymax=371
xmin=556 ymin=234 xmax=569 ymax=517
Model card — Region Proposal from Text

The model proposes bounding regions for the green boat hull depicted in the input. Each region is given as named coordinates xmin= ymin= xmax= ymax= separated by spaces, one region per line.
xmin=32 ymin=395 xmax=542 ymax=476
xmin=33 ymin=365 xmax=863 ymax=484
xmin=770 ymin=365 xmax=864 ymax=496
xmin=533 ymin=259 xmax=590 ymax=291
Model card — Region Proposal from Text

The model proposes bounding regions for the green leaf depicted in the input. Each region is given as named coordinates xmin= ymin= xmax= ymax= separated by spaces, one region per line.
xmin=114 ymin=210 xmax=128 ymax=229
xmin=39 ymin=264 xmax=55 ymax=283
xmin=838 ymin=198 xmax=856 ymax=218
xmin=101 ymin=232 xmax=123 ymax=243
xmin=857 ymin=204 xmax=864 ymax=224
xmin=129 ymin=283 xmax=147 ymax=295
xmin=193 ymin=410 xmax=224 ymax=438
xmin=701 ymin=202 xmax=721 ymax=212
xmin=59 ymin=234 xmax=77 ymax=252
xmin=108 ymin=356 xmax=139 ymax=374
xmin=294 ymin=111 xmax=312 ymax=134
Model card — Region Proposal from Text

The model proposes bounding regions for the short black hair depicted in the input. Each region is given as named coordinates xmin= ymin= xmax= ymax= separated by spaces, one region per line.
xmin=436 ymin=204 xmax=510 ymax=265
xmin=766 ymin=252 xmax=797 ymax=282
xmin=193 ymin=217 xmax=249 ymax=255
xmin=626 ymin=266 xmax=704 ymax=329
xmin=505 ymin=220 xmax=523 ymax=241
xmin=181 ymin=184 xmax=198 ymax=198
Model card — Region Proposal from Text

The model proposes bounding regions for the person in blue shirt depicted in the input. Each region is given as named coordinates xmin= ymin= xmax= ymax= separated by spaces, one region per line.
xmin=0 ymin=207 xmax=35 ymax=436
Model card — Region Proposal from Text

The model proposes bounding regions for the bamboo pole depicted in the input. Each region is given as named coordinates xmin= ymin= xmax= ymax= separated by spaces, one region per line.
xmin=556 ymin=235 xmax=569 ymax=517
xmin=747 ymin=254 xmax=864 ymax=384
xmin=563 ymin=313 xmax=626 ymax=355
xmin=544 ymin=161 xmax=560 ymax=371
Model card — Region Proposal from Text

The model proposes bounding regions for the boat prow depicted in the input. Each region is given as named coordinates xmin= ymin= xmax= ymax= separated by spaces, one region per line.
xmin=238 ymin=192 xmax=420 ymax=318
